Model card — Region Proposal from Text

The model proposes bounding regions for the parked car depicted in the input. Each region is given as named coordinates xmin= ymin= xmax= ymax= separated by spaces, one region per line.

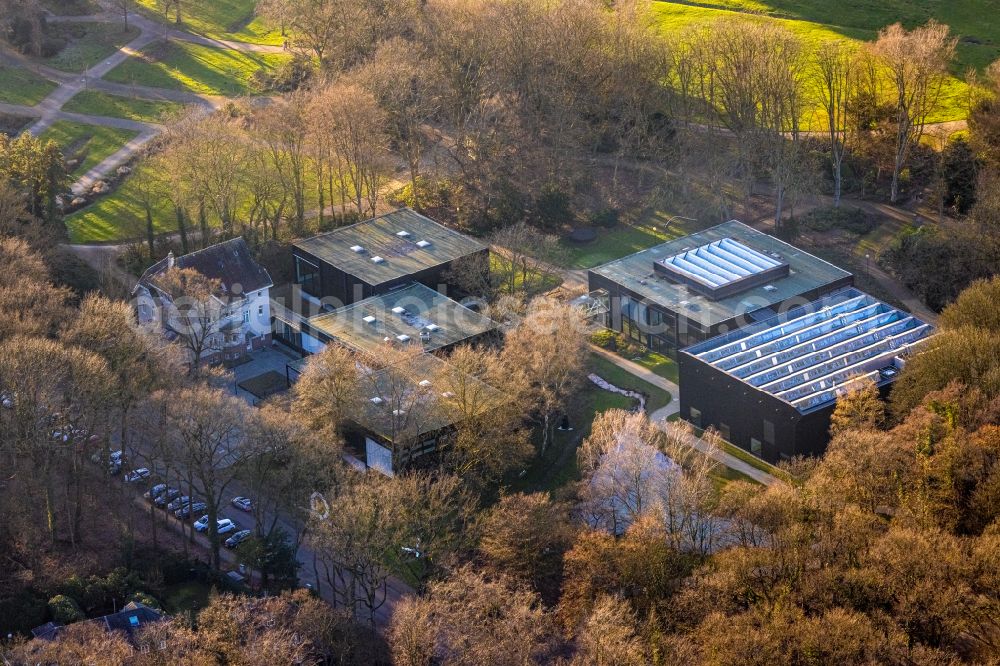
xmin=231 ymin=497 xmax=252 ymax=512
xmin=194 ymin=517 xmax=237 ymax=535
xmin=144 ymin=484 xmax=167 ymax=501
xmin=166 ymin=495 xmax=191 ymax=512
xmin=125 ymin=468 xmax=150 ymax=483
xmin=216 ymin=519 xmax=237 ymax=535
xmin=91 ymin=449 xmax=123 ymax=465
xmin=225 ymin=530 xmax=253 ymax=549
xmin=154 ymin=489 xmax=181 ymax=507
xmin=175 ymin=502 xmax=206 ymax=519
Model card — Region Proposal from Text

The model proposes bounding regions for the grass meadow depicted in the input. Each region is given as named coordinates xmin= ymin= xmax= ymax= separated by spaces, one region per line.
xmin=104 ymin=41 xmax=293 ymax=96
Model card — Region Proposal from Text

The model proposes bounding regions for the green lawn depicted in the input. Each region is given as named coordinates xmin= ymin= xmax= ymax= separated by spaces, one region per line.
xmin=104 ymin=41 xmax=293 ymax=96
xmin=0 ymin=65 xmax=57 ymax=106
xmin=42 ymin=22 xmax=141 ymax=72
xmin=66 ymin=159 xmax=176 ymax=242
xmin=589 ymin=354 xmax=673 ymax=413
xmin=134 ymin=0 xmax=283 ymax=45
xmin=41 ymin=120 xmax=138 ymax=177
xmin=631 ymin=351 xmax=679 ymax=384
xmin=719 ymin=439 xmax=789 ymax=481
xmin=63 ymin=90 xmax=188 ymax=123
xmin=66 ymin=147 xmax=326 ymax=243
xmin=560 ymin=206 xmax=705 ymax=269
xmin=651 ymin=1 xmax=981 ymax=124
xmin=511 ymin=353 xmax=673 ymax=494
xmin=490 ymin=254 xmax=564 ymax=296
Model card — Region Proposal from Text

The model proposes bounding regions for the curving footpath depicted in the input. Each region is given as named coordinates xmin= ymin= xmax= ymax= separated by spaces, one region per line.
xmin=2 ymin=0 xmax=273 ymax=195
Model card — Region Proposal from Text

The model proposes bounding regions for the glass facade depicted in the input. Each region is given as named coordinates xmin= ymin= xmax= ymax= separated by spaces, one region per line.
xmin=295 ymin=257 xmax=320 ymax=297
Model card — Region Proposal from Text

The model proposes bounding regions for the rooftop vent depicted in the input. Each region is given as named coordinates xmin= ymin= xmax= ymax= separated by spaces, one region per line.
xmin=370 ymin=397 xmax=384 ymax=405
xmin=396 ymin=334 xmax=411 ymax=343
xmin=362 ymin=315 xmax=376 ymax=324
xmin=415 ymin=240 xmax=431 ymax=248
xmin=350 ymin=245 xmax=365 ymax=253
xmin=418 ymin=380 xmax=432 ymax=387
xmin=396 ymin=230 xmax=411 ymax=238
xmin=371 ymin=256 xmax=385 ymax=264
xmin=391 ymin=306 xmax=406 ymax=315
xmin=763 ymin=285 xmax=778 ymax=292
xmin=425 ymin=323 xmax=441 ymax=332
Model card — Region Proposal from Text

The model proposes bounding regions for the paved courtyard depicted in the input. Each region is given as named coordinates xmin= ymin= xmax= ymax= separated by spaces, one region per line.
xmin=230 ymin=343 xmax=303 ymax=405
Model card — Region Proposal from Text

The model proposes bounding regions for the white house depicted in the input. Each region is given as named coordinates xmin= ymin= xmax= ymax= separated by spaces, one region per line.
xmin=133 ymin=238 xmax=273 ymax=366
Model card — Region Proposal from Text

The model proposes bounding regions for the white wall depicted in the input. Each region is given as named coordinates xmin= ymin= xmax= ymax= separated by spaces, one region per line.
xmin=365 ymin=437 xmax=394 ymax=477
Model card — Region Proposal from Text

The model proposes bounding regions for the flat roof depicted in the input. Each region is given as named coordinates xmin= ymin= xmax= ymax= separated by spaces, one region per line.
xmin=293 ymin=208 xmax=487 ymax=285
xmin=354 ymin=354 xmax=504 ymax=442
xmin=591 ymin=221 xmax=852 ymax=328
xmin=684 ymin=288 xmax=934 ymax=413
xmin=305 ymin=282 xmax=497 ymax=355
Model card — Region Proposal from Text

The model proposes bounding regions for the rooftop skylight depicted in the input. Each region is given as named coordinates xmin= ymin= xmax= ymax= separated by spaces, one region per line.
xmin=653 ymin=237 xmax=790 ymax=299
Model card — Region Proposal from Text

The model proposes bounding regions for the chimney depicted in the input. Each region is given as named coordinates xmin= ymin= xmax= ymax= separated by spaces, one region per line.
xmin=166 ymin=251 xmax=175 ymax=269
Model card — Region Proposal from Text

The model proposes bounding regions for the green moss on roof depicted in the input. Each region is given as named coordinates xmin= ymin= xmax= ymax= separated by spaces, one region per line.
xmin=306 ymin=282 xmax=497 ymax=355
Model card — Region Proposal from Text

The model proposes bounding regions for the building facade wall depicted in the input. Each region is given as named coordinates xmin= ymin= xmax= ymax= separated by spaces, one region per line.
xmin=679 ymin=350 xmax=811 ymax=463
xmin=587 ymin=271 xmax=710 ymax=359
xmin=588 ymin=271 xmax=855 ymax=360
xmin=292 ymin=247 xmax=489 ymax=307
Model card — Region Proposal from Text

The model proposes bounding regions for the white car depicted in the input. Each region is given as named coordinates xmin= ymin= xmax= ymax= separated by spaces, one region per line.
xmin=194 ymin=516 xmax=237 ymax=535
xmin=231 ymin=497 xmax=252 ymax=512
xmin=125 ymin=468 xmax=150 ymax=483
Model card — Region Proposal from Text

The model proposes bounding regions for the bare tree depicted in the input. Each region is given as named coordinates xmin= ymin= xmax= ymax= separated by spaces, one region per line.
xmin=389 ymin=566 xmax=556 ymax=666
xmin=814 ymin=40 xmax=858 ymax=207
xmin=357 ymin=38 xmax=442 ymax=210
xmin=488 ymin=221 xmax=566 ymax=299
xmin=310 ymin=470 xmax=472 ymax=627
xmin=431 ymin=344 xmax=532 ymax=486
xmin=114 ymin=0 xmax=133 ymax=27
xmin=256 ymin=91 xmax=311 ymax=234
xmin=158 ymin=386 xmax=258 ymax=569
xmin=0 ymin=337 xmax=113 ymax=546
xmin=153 ymin=266 xmax=224 ymax=373
xmin=870 ymin=21 xmax=957 ymax=203
xmin=502 ymin=297 xmax=588 ymax=455
xmin=292 ymin=343 xmax=364 ymax=443
xmin=318 ymin=81 xmax=391 ymax=218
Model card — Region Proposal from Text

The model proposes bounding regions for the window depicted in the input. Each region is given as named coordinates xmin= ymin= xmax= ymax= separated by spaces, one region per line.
xmin=763 ymin=419 xmax=775 ymax=445
xmin=243 ymin=310 xmax=250 ymax=323
xmin=258 ymin=305 xmax=264 ymax=316
xmin=750 ymin=437 xmax=763 ymax=456
xmin=689 ymin=407 xmax=702 ymax=428
xmin=295 ymin=257 xmax=320 ymax=296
